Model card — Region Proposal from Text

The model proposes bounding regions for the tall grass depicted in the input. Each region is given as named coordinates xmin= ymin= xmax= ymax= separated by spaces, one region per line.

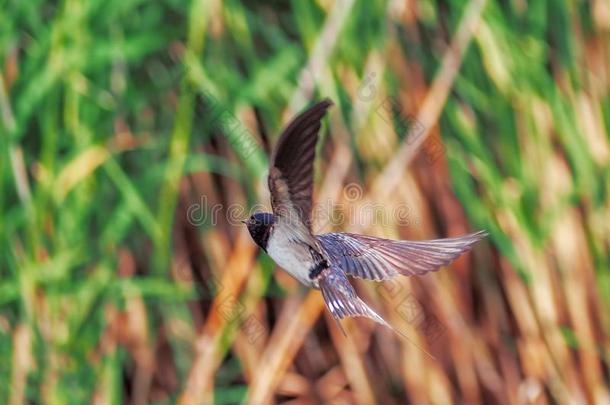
xmin=1 ymin=0 xmax=609 ymax=403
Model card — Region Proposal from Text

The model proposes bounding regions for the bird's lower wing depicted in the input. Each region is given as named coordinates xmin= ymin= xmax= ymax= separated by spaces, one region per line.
xmin=317 ymin=230 xmax=487 ymax=281
xmin=316 ymin=264 xmax=436 ymax=359
xmin=317 ymin=265 xmax=390 ymax=331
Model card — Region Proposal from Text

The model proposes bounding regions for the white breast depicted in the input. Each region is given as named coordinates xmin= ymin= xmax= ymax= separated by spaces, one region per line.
xmin=266 ymin=227 xmax=316 ymax=288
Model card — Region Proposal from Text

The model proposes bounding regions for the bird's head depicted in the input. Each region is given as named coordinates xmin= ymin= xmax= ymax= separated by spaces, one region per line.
xmin=242 ymin=212 xmax=275 ymax=252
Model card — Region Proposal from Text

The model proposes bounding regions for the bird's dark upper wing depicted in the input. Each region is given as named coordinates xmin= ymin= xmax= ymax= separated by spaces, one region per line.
xmin=268 ymin=99 xmax=333 ymax=230
xmin=317 ymin=230 xmax=487 ymax=281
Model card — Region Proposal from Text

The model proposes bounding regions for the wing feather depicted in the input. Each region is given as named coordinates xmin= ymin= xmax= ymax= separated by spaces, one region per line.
xmin=268 ymin=99 xmax=333 ymax=230
xmin=317 ymin=230 xmax=487 ymax=281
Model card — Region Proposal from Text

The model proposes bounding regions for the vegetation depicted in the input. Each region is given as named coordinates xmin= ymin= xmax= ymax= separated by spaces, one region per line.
xmin=1 ymin=0 xmax=609 ymax=403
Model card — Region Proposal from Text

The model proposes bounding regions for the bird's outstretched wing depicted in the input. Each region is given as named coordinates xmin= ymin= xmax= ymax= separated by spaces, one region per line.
xmin=317 ymin=230 xmax=487 ymax=281
xmin=268 ymin=99 xmax=333 ymax=231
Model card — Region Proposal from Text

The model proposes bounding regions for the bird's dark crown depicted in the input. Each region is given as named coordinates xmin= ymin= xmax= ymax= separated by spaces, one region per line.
xmin=244 ymin=212 xmax=275 ymax=252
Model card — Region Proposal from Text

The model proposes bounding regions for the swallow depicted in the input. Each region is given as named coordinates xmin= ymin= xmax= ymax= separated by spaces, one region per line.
xmin=244 ymin=99 xmax=487 ymax=341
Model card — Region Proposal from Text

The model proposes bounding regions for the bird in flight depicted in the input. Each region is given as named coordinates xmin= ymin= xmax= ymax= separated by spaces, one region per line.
xmin=243 ymin=99 xmax=487 ymax=344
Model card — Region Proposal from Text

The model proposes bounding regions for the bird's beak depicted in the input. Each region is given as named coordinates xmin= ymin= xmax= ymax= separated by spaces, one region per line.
xmin=241 ymin=220 xmax=247 ymax=224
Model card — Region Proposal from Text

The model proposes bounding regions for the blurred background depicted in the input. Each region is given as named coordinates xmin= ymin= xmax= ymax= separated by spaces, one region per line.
xmin=1 ymin=0 xmax=610 ymax=403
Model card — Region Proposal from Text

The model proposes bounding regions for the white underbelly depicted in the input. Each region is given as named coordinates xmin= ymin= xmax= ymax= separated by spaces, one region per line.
xmin=267 ymin=232 xmax=315 ymax=288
